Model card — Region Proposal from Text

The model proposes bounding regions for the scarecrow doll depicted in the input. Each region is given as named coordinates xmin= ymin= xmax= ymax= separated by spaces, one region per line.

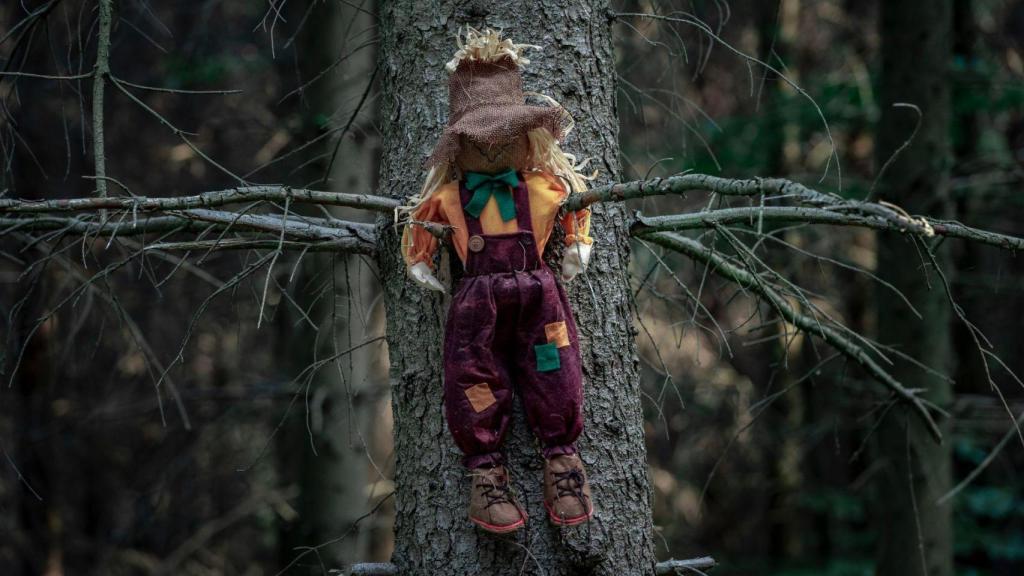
xmin=400 ymin=29 xmax=595 ymax=534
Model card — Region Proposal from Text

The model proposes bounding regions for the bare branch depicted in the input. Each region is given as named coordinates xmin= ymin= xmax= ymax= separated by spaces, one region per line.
xmin=565 ymin=174 xmax=841 ymax=210
xmin=91 ymin=0 xmax=113 ymax=200
xmin=145 ymin=238 xmax=369 ymax=253
xmin=655 ymin=556 xmax=719 ymax=574
xmin=170 ymin=209 xmax=376 ymax=244
xmin=1 ymin=214 xmax=201 ymax=236
xmin=563 ymin=174 xmax=1022 ymax=251
xmin=3 ymin=175 xmax=1021 ymax=258
xmin=346 ymin=557 xmax=718 ymax=575
xmin=0 ymin=70 xmax=93 ymax=80
xmin=630 ymin=205 xmax=1024 ymax=252
xmin=1 ymin=211 xmax=378 ymax=255
xmin=0 ymin=185 xmax=400 ymax=214
xmin=633 ymin=206 xmax=931 ymax=238
xmin=641 ymin=231 xmax=944 ymax=442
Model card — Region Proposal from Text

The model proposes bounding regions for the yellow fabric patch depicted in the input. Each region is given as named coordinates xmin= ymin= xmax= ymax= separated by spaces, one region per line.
xmin=545 ymin=321 xmax=570 ymax=349
xmin=465 ymin=383 xmax=497 ymax=413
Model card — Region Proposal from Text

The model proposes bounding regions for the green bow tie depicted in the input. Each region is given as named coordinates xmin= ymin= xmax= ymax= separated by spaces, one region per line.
xmin=463 ymin=169 xmax=519 ymax=221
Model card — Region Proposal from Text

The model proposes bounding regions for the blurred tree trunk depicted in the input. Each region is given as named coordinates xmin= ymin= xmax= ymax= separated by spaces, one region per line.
xmin=0 ymin=390 xmax=15 ymax=570
xmin=4 ymin=38 xmax=73 ymax=573
xmin=9 ymin=296 xmax=53 ymax=576
xmin=951 ymin=0 xmax=988 ymax=395
xmin=757 ymin=0 xmax=810 ymax=563
xmin=374 ymin=1 xmax=655 ymax=574
xmin=873 ymin=1 xmax=954 ymax=575
xmin=277 ymin=0 xmax=384 ymax=569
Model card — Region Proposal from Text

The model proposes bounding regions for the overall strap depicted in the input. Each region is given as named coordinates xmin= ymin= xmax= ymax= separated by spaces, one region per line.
xmin=512 ymin=172 xmax=534 ymax=235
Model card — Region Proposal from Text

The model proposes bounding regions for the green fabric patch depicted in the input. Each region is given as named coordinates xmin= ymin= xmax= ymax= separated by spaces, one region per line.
xmin=535 ymin=343 xmax=561 ymax=372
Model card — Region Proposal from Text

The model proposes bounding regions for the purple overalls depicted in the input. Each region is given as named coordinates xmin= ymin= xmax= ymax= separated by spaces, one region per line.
xmin=443 ymin=174 xmax=584 ymax=470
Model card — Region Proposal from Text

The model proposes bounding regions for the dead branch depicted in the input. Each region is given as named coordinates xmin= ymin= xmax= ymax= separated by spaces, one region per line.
xmin=632 ymin=206 xmax=1023 ymax=252
xmin=656 ymin=556 xmax=718 ymax=574
xmin=344 ymin=556 xmax=718 ymax=575
xmin=4 ymin=174 xmax=1021 ymax=254
xmin=566 ymin=174 xmax=840 ymax=209
xmin=170 ymin=209 xmax=376 ymax=244
xmin=561 ymin=174 xmax=1021 ymax=251
xmin=641 ymin=231 xmax=944 ymax=442
xmin=1 ymin=211 xmax=378 ymax=254
xmin=0 ymin=186 xmax=400 ymax=214
xmin=91 ymin=0 xmax=113 ymax=201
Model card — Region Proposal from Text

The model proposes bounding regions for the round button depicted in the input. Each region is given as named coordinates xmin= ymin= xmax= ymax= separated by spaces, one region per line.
xmin=468 ymin=235 xmax=485 ymax=252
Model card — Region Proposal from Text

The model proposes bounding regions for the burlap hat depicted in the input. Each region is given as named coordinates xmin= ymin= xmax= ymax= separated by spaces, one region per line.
xmin=425 ymin=54 xmax=568 ymax=168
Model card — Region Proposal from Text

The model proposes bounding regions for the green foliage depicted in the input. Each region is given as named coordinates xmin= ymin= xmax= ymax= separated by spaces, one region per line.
xmin=796 ymin=487 xmax=865 ymax=523
xmin=161 ymin=54 xmax=254 ymax=89
xmin=953 ymin=436 xmax=1024 ymax=567
xmin=766 ymin=559 xmax=873 ymax=576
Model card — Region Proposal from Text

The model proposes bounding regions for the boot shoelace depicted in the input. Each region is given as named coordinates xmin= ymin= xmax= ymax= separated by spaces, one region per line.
xmin=552 ymin=468 xmax=588 ymax=502
xmin=475 ymin=475 xmax=514 ymax=509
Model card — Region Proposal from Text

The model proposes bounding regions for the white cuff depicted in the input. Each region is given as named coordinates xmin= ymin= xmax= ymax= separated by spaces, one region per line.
xmin=560 ymin=242 xmax=592 ymax=282
xmin=408 ymin=262 xmax=446 ymax=293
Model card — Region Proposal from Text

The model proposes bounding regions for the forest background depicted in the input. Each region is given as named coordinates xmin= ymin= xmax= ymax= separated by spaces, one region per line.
xmin=2 ymin=0 xmax=1024 ymax=575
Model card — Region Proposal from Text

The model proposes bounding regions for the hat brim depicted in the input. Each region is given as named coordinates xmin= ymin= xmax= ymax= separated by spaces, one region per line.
xmin=425 ymin=105 xmax=566 ymax=168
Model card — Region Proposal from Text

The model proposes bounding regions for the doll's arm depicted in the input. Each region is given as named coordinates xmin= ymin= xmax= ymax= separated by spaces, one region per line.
xmin=561 ymin=207 xmax=592 ymax=248
xmin=560 ymin=207 xmax=592 ymax=282
xmin=402 ymin=196 xmax=448 ymax=293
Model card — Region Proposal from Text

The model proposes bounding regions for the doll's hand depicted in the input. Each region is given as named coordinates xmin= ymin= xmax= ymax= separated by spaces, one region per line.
xmin=408 ymin=262 xmax=447 ymax=293
xmin=561 ymin=242 xmax=592 ymax=282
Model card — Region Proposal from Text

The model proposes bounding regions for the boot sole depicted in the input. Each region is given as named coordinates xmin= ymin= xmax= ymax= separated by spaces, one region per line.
xmin=543 ymin=501 xmax=594 ymax=526
xmin=470 ymin=515 xmax=526 ymax=534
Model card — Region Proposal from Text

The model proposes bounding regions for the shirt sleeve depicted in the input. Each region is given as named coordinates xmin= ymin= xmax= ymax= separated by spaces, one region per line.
xmin=402 ymin=193 xmax=448 ymax=270
xmin=561 ymin=206 xmax=592 ymax=246
xmin=553 ymin=176 xmax=592 ymax=246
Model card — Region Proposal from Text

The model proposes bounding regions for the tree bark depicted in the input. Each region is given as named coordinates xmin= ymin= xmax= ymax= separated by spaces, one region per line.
xmin=874 ymin=1 xmax=954 ymax=575
xmin=374 ymin=1 xmax=655 ymax=574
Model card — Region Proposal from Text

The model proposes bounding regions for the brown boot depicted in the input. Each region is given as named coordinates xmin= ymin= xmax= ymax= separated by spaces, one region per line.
xmin=543 ymin=453 xmax=594 ymax=526
xmin=468 ymin=465 xmax=527 ymax=534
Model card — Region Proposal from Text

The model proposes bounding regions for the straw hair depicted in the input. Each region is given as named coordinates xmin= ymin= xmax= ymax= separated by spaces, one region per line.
xmin=445 ymin=28 xmax=539 ymax=72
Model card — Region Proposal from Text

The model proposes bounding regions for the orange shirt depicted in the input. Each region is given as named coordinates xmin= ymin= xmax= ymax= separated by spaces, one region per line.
xmin=402 ymin=171 xmax=592 ymax=270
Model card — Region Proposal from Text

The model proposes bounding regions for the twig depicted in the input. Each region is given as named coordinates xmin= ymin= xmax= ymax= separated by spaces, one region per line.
xmin=655 ymin=556 xmax=718 ymax=574
xmin=937 ymin=408 xmax=1024 ymax=505
xmin=91 ymin=0 xmax=113 ymax=201
xmin=0 ymin=185 xmax=400 ymax=214
xmin=1 ymin=443 xmax=43 ymax=501
xmin=159 ymin=488 xmax=299 ymax=575
xmin=642 ymin=231 xmax=944 ymax=442
xmin=348 ymin=563 xmax=398 ymax=575
xmin=0 ymin=70 xmax=93 ymax=80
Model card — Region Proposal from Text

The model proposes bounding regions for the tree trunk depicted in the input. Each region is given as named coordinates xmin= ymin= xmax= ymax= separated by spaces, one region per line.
xmin=757 ymin=0 xmax=811 ymax=563
xmin=374 ymin=1 xmax=655 ymax=573
xmin=277 ymin=0 xmax=385 ymax=568
xmin=874 ymin=1 xmax=954 ymax=575
xmin=951 ymin=0 xmax=988 ymax=396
